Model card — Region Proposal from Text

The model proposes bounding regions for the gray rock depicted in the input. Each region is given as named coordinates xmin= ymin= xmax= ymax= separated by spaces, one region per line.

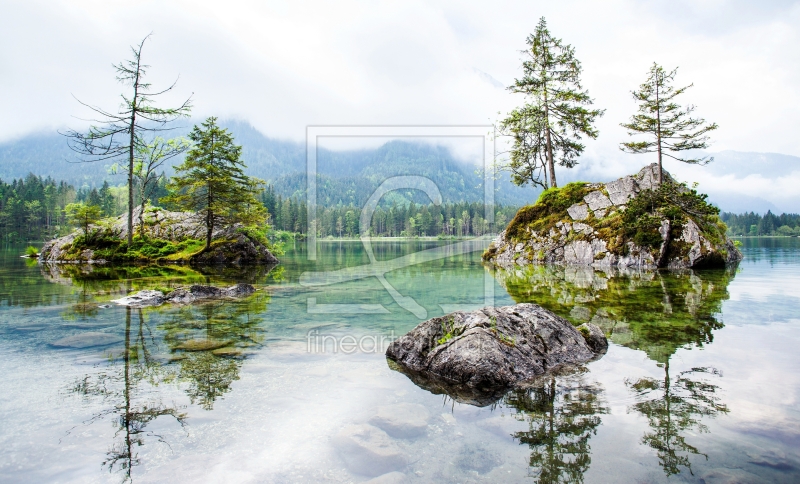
xmin=386 ymin=304 xmax=606 ymax=399
xmin=564 ymin=241 xmax=594 ymax=264
xmin=577 ymin=323 xmax=608 ymax=355
xmin=369 ymin=403 xmax=430 ymax=438
xmin=111 ymin=290 xmax=165 ymax=308
xmin=583 ymin=191 xmax=612 ymax=212
xmin=333 ymin=424 xmax=408 ymax=477
xmin=567 ymin=203 xmax=589 ymax=221
xmin=166 ymin=283 xmax=255 ymax=304
xmin=52 ymin=332 xmax=123 ymax=348
xmin=606 ymin=176 xmax=637 ymax=205
xmin=484 ymin=164 xmax=742 ymax=270
xmin=112 ymin=284 xmax=256 ymax=307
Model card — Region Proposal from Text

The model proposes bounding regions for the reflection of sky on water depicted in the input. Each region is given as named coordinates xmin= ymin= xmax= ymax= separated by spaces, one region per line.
xmin=0 ymin=239 xmax=799 ymax=482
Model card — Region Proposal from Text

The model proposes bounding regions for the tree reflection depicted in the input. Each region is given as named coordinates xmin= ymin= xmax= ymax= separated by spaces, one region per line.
xmin=70 ymin=307 xmax=186 ymax=482
xmin=68 ymin=290 xmax=270 ymax=480
xmin=626 ymin=364 xmax=728 ymax=476
xmin=504 ymin=370 xmax=607 ymax=483
xmin=492 ymin=264 xmax=734 ymax=477
xmin=160 ymin=292 xmax=270 ymax=410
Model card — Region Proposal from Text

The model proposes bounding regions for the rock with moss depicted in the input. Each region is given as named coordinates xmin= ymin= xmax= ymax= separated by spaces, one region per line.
xmin=385 ymin=304 xmax=606 ymax=404
xmin=39 ymin=206 xmax=278 ymax=265
xmin=483 ymin=164 xmax=742 ymax=269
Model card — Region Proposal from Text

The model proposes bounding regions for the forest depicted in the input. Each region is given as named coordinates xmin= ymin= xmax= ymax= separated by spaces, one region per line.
xmin=0 ymin=174 xmax=518 ymax=243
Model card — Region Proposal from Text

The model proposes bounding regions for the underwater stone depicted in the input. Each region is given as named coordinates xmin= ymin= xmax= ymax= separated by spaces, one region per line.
xmin=386 ymin=304 xmax=607 ymax=400
xmin=333 ymin=424 xmax=408 ymax=477
xmin=51 ymin=332 xmax=123 ymax=348
xmin=369 ymin=403 xmax=430 ymax=438
xmin=110 ymin=290 xmax=165 ymax=308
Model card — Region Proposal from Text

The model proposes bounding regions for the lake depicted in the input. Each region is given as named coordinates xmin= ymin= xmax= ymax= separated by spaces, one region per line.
xmin=0 ymin=238 xmax=798 ymax=483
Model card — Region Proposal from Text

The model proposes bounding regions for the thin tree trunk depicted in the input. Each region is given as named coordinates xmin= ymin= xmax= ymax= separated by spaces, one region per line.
xmin=656 ymin=75 xmax=663 ymax=184
xmin=543 ymin=88 xmax=557 ymax=188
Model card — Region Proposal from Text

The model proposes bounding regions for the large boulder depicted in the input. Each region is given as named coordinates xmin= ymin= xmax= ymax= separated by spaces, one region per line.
xmin=483 ymin=164 xmax=742 ymax=270
xmin=385 ymin=304 xmax=606 ymax=404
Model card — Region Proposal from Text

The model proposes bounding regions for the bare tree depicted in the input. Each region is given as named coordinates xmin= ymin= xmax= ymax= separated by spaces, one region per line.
xmin=63 ymin=34 xmax=192 ymax=244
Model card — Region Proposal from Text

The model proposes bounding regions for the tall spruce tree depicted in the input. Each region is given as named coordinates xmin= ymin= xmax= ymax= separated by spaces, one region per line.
xmin=500 ymin=17 xmax=603 ymax=189
xmin=64 ymin=34 xmax=192 ymax=245
xmin=620 ymin=63 xmax=718 ymax=183
xmin=162 ymin=117 xmax=266 ymax=249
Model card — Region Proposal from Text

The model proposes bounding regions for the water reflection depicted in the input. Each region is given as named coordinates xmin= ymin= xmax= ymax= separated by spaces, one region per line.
xmin=70 ymin=308 xmax=187 ymax=482
xmin=491 ymin=265 xmax=736 ymax=364
xmin=64 ymin=282 xmax=271 ymax=480
xmin=492 ymin=264 xmax=735 ymax=476
xmin=504 ymin=369 xmax=607 ymax=483
xmin=626 ymin=364 xmax=728 ymax=476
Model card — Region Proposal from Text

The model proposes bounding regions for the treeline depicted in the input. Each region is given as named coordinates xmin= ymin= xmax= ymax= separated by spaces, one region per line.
xmin=0 ymin=174 xmax=77 ymax=242
xmin=0 ymin=175 xmax=519 ymax=243
xmin=721 ymin=211 xmax=800 ymax=236
xmin=261 ymin=186 xmax=517 ymax=237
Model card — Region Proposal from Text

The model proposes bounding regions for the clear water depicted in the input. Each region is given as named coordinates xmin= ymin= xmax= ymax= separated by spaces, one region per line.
xmin=0 ymin=238 xmax=798 ymax=483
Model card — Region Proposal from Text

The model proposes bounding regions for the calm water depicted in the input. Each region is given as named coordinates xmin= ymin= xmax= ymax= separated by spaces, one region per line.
xmin=0 ymin=238 xmax=799 ymax=483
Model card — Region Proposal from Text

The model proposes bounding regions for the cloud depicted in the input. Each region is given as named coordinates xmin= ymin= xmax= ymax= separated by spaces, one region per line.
xmin=1 ymin=0 xmax=798 ymax=208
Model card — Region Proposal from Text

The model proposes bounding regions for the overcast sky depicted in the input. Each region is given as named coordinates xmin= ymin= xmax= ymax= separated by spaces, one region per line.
xmin=2 ymin=0 xmax=799 ymax=208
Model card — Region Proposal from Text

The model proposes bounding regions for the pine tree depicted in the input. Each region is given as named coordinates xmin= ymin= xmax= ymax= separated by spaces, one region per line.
xmin=162 ymin=117 xmax=266 ymax=249
xmin=620 ymin=63 xmax=719 ymax=183
xmin=64 ymin=34 xmax=192 ymax=245
xmin=500 ymin=17 xmax=603 ymax=189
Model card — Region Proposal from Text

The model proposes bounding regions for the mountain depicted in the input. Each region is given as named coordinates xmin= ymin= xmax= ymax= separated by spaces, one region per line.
xmin=0 ymin=120 xmax=539 ymax=206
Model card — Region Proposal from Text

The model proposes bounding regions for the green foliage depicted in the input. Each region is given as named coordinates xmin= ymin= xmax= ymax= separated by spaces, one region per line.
xmin=436 ymin=316 xmax=463 ymax=346
xmin=0 ymin=174 xmax=78 ymax=242
xmin=721 ymin=211 xmax=800 ymax=236
xmin=58 ymin=231 xmax=205 ymax=263
xmin=163 ymin=117 xmax=266 ymax=248
xmin=65 ymin=202 xmax=103 ymax=235
xmin=25 ymin=245 xmax=39 ymax=257
xmin=620 ymin=63 xmax=718 ymax=180
xmin=621 ymin=182 xmax=722 ymax=254
xmin=505 ymin=182 xmax=590 ymax=241
xmin=500 ymin=17 xmax=603 ymax=189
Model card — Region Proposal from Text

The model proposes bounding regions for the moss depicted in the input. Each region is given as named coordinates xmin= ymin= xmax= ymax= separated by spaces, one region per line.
xmin=505 ymin=182 xmax=590 ymax=242
xmin=578 ymin=325 xmax=591 ymax=340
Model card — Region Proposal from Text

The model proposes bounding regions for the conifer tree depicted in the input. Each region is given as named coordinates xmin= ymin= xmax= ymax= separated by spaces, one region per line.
xmin=162 ymin=117 xmax=266 ymax=249
xmin=500 ymin=17 xmax=603 ymax=189
xmin=64 ymin=34 xmax=192 ymax=245
xmin=620 ymin=63 xmax=718 ymax=183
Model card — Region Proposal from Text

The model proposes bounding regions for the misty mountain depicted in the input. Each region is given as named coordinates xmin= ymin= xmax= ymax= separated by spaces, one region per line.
xmin=2 ymin=121 xmax=797 ymax=212
xmin=0 ymin=120 xmax=539 ymax=206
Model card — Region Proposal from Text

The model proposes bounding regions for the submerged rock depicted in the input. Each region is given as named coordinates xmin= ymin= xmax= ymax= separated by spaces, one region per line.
xmin=369 ymin=403 xmax=430 ymax=438
xmin=385 ymin=304 xmax=606 ymax=403
xmin=110 ymin=290 xmax=165 ymax=308
xmin=111 ymin=284 xmax=256 ymax=307
xmin=483 ymin=164 xmax=742 ymax=269
xmin=165 ymin=283 xmax=255 ymax=304
xmin=51 ymin=332 xmax=123 ymax=348
xmin=333 ymin=424 xmax=408 ymax=477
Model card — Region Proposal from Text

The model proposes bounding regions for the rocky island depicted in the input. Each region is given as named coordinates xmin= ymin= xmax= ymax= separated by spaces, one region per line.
xmin=386 ymin=304 xmax=607 ymax=405
xmin=38 ymin=207 xmax=279 ymax=266
xmin=483 ymin=164 xmax=742 ymax=269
